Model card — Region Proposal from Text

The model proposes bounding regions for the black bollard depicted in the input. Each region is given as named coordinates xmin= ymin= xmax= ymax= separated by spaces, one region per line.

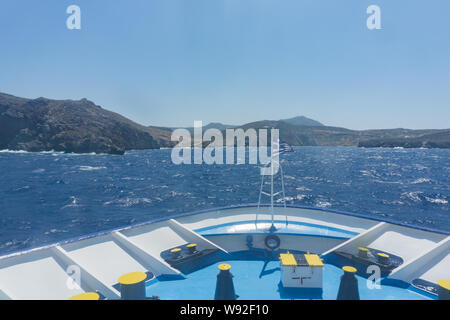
xmin=187 ymin=243 xmax=197 ymax=254
xmin=171 ymin=247 xmax=182 ymax=259
xmin=358 ymin=247 xmax=369 ymax=258
xmin=214 ymin=264 xmax=237 ymax=300
xmin=337 ymin=266 xmax=360 ymax=300
xmin=437 ymin=280 xmax=450 ymax=300
xmin=377 ymin=252 xmax=389 ymax=265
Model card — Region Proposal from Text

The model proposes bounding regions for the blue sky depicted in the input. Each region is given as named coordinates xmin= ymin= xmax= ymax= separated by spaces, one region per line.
xmin=0 ymin=0 xmax=449 ymax=129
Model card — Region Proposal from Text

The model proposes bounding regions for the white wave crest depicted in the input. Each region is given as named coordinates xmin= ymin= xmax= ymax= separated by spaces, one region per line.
xmin=78 ymin=166 xmax=106 ymax=171
xmin=315 ymin=201 xmax=331 ymax=208
xmin=401 ymin=191 xmax=422 ymax=202
xmin=44 ymin=229 xmax=68 ymax=235
xmin=0 ymin=149 xmax=64 ymax=155
xmin=0 ymin=149 xmax=29 ymax=153
xmin=411 ymin=178 xmax=431 ymax=184
xmin=104 ymin=197 xmax=152 ymax=207
xmin=62 ymin=196 xmax=80 ymax=209
xmin=296 ymin=186 xmax=311 ymax=191
xmin=425 ymin=197 xmax=448 ymax=205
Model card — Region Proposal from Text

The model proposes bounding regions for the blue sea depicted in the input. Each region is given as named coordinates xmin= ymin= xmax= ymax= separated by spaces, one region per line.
xmin=0 ymin=147 xmax=449 ymax=256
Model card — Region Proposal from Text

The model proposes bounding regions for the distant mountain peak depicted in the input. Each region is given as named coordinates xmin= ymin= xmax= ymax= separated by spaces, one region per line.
xmin=203 ymin=122 xmax=236 ymax=130
xmin=280 ymin=116 xmax=324 ymax=127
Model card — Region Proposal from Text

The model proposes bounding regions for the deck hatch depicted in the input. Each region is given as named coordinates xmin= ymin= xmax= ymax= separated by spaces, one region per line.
xmin=305 ymin=254 xmax=324 ymax=267
xmin=280 ymin=253 xmax=297 ymax=266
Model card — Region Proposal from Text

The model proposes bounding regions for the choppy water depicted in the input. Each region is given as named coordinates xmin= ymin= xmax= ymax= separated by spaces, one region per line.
xmin=0 ymin=147 xmax=448 ymax=255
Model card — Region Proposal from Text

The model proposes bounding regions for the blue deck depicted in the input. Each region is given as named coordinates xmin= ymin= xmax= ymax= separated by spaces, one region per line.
xmin=194 ymin=220 xmax=358 ymax=239
xmin=145 ymin=253 xmax=432 ymax=300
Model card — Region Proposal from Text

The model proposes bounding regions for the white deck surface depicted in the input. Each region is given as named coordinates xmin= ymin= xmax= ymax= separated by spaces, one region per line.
xmin=62 ymin=235 xmax=148 ymax=287
xmin=120 ymin=222 xmax=195 ymax=256
xmin=0 ymin=250 xmax=84 ymax=300
xmin=366 ymin=227 xmax=446 ymax=263
xmin=0 ymin=207 xmax=448 ymax=299
xmin=419 ymin=253 xmax=450 ymax=283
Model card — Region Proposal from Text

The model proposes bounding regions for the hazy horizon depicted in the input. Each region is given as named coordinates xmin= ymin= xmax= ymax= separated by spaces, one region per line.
xmin=1 ymin=0 xmax=449 ymax=130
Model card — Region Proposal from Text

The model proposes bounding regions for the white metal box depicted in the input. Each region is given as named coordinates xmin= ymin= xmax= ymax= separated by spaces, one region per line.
xmin=280 ymin=252 xmax=324 ymax=288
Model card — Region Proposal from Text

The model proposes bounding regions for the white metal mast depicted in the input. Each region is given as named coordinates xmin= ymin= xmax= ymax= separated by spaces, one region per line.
xmin=256 ymin=139 xmax=287 ymax=232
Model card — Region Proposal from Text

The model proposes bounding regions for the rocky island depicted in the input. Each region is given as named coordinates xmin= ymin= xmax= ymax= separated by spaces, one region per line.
xmin=358 ymin=130 xmax=450 ymax=149
xmin=0 ymin=92 xmax=172 ymax=154
xmin=1 ymin=92 xmax=449 ymax=154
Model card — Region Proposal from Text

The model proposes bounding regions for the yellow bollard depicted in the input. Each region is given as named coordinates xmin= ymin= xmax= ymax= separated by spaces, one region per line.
xmin=337 ymin=266 xmax=359 ymax=300
xmin=215 ymin=264 xmax=237 ymax=300
xmin=118 ymin=272 xmax=147 ymax=300
xmin=69 ymin=292 xmax=100 ymax=300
